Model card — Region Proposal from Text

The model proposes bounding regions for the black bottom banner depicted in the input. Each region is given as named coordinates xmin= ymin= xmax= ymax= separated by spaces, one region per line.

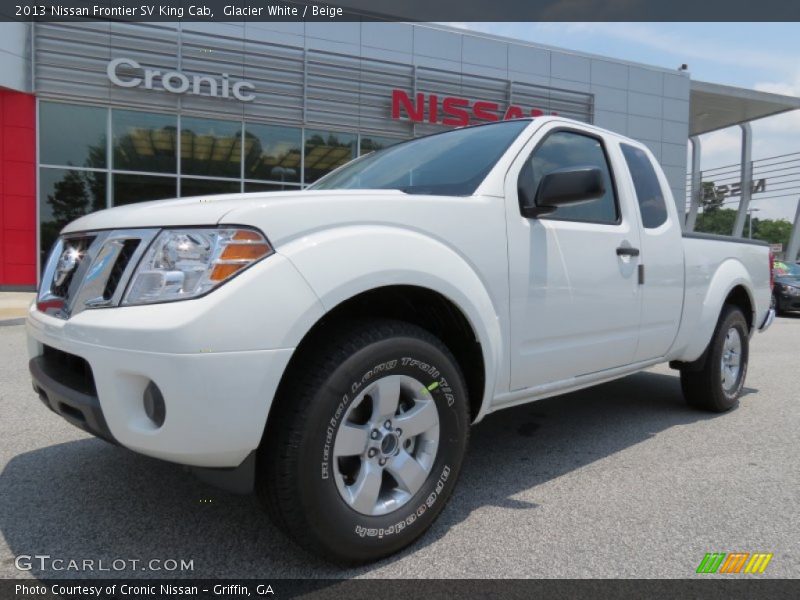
xmin=1 ymin=579 xmax=799 ymax=600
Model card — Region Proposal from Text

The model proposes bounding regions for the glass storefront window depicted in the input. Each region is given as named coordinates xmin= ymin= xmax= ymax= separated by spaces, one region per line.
xmin=244 ymin=124 xmax=302 ymax=183
xmin=37 ymin=103 xmax=396 ymax=273
xmin=360 ymin=135 xmax=404 ymax=155
xmin=181 ymin=117 xmax=242 ymax=178
xmin=244 ymin=182 xmax=301 ymax=193
xmin=303 ymin=129 xmax=357 ymax=184
xmin=39 ymin=102 xmax=107 ymax=169
xmin=39 ymin=167 xmax=107 ymax=264
xmin=181 ymin=178 xmax=241 ymax=197
xmin=113 ymin=174 xmax=177 ymax=206
xmin=113 ymin=110 xmax=177 ymax=173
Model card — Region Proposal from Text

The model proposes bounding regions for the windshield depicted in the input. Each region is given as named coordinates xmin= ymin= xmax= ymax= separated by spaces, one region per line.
xmin=774 ymin=261 xmax=800 ymax=278
xmin=309 ymin=120 xmax=531 ymax=195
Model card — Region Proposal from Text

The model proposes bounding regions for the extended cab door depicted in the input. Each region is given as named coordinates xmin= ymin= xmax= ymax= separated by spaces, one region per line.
xmin=505 ymin=124 xmax=642 ymax=390
xmin=618 ymin=142 xmax=684 ymax=361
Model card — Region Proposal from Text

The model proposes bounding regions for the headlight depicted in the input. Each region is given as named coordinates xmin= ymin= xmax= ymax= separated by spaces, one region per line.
xmin=782 ymin=284 xmax=800 ymax=296
xmin=122 ymin=227 xmax=272 ymax=305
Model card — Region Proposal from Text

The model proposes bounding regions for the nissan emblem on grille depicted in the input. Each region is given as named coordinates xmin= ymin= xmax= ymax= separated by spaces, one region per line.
xmin=53 ymin=245 xmax=82 ymax=287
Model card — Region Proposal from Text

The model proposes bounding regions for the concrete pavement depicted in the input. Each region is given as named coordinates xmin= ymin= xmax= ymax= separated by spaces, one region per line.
xmin=0 ymin=292 xmax=34 ymax=325
xmin=0 ymin=316 xmax=798 ymax=578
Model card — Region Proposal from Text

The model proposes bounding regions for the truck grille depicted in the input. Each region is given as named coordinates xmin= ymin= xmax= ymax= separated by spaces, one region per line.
xmin=51 ymin=235 xmax=95 ymax=298
xmin=37 ymin=229 xmax=159 ymax=319
xmin=102 ymin=239 xmax=141 ymax=301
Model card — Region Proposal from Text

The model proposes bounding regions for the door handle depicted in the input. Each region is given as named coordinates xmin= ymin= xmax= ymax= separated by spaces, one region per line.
xmin=616 ymin=246 xmax=640 ymax=257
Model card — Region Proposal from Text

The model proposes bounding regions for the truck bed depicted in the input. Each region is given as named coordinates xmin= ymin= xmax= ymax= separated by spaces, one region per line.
xmin=668 ymin=232 xmax=771 ymax=363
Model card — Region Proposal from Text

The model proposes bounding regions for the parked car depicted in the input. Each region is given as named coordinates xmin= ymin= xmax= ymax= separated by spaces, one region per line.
xmin=772 ymin=260 xmax=800 ymax=314
xmin=28 ymin=117 xmax=774 ymax=563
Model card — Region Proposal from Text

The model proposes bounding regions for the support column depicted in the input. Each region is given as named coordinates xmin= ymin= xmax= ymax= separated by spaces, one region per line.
xmin=732 ymin=123 xmax=753 ymax=237
xmin=685 ymin=136 xmax=702 ymax=232
xmin=785 ymin=199 xmax=800 ymax=263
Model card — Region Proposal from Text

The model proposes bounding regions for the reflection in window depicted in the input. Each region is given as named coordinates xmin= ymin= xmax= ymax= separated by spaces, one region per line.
xmin=244 ymin=182 xmax=302 ymax=193
xmin=181 ymin=117 xmax=242 ymax=178
xmin=527 ymin=131 xmax=618 ymax=224
xmin=39 ymin=102 xmax=107 ymax=168
xmin=244 ymin=124 xmax=301 ymax=183
xmin=39 ymin=168 xmax=107 ymax=265
xmin=113 ymin=110 xmax=177 ymax=173
xmin=113 ymin=174 xmax=177 ymax=206
xmin=180 ymin=178 xmax=241 ymax=197
xmin=304 ymin=130 xmax=356 ymax=184
xmin=360 ymin=135 xmax=403 ymax=155
xmin=312 ymin=121 xmax=529 ymax=195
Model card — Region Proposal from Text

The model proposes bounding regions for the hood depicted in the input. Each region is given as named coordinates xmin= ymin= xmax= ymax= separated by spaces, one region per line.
xmin=60 ymin=188 xmax=480 ymax=254
xmin=776 ymin=275 xmax=800 ymax=286
xmin=61 ymin=189 xmax=406 ymax=234
xmin=62 ymin=191 xmax=304 ymax=233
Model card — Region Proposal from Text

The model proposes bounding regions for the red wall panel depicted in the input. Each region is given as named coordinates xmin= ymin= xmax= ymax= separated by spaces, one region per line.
xmin=0 ymin=88 xmax=36 ymax=287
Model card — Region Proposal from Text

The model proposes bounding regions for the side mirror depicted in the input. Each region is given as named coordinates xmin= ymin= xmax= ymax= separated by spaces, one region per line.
xmin=520 ymin=166 xmax=606 ymax=218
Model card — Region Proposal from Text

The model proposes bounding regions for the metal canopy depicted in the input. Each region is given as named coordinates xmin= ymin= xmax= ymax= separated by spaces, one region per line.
xmin=691 ymin=80 xmax=800 ymax=136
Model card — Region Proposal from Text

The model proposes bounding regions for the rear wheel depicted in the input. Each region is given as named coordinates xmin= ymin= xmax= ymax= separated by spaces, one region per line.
xmin=258 ymin=319 xmax=470 ymax=564
xmin=680 ymin=305 xmax=749 ymax=412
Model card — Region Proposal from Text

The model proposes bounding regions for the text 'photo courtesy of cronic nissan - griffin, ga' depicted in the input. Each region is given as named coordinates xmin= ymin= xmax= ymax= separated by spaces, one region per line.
xmin=27 ymin=117 xmax=774 ymax=563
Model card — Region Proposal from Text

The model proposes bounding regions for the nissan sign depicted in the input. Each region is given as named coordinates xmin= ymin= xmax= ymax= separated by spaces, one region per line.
xmin=107 ymin=57 xmax=256 ymax=102
xmin=391 ymin=89 xmax=557 ymax=126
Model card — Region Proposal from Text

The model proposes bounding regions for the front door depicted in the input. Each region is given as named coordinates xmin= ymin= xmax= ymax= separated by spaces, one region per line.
xmin=505 ymin=126 xmax=642 ymax=390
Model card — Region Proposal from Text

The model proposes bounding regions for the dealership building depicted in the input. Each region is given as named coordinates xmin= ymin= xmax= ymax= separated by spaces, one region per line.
xmin=1 ymin=20 xmax=799 ymax=288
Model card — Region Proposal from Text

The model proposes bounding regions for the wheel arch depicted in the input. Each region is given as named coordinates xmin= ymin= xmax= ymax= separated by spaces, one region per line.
xmin=724 ymin=284 xmax=754 ymax=333
xmin=275 ymin=285 xmax=489 ymax=424
xmin=270 ymin=225 xmax=506 ymax=425
xmin=671 ymin=258 xmax=757 ymax=363
xmin=671 ymin=283 xmax=755 ymax=373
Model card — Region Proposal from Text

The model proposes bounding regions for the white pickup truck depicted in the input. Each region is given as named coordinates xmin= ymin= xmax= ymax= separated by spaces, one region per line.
xmin=28 ymin=117 xmax=774 ymax=563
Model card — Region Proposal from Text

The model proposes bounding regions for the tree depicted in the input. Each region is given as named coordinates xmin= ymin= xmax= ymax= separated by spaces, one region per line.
xmin=695 ymin=208 xmax=738 ymax=235
xmin=753 ymin=218 xmax=793 ymax=247
xmin=701 ymin=181 xmax=725 ymax=211
xmin=47 ymin=169 xmax=90 ymax=224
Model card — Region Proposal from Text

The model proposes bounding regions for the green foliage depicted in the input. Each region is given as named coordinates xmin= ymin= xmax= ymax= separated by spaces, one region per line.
xmin=701 ymin=181 xmax=725 ymax=211
xmin=695 ymin=208 xmax=738 ymax=235
xmin=753 ymin=218 xmax=793 ymax=247
xmin=693 ymin=208 xmax=793 ymax=245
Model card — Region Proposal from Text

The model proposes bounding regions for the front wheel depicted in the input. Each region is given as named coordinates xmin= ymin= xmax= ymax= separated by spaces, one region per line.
xmin=258 ymin=319 xmax=470 ymax=564
xmin=680 ymin=305 xmax=749 ymax=412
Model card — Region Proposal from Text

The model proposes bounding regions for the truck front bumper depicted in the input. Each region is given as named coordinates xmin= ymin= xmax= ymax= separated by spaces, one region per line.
xmin=27 ymin=310 xmax=294 ymax=468
xmin=30 ymin=350 xmax=117 ymax=445
xmin=25 ymin=253 xmax=324 ymax=469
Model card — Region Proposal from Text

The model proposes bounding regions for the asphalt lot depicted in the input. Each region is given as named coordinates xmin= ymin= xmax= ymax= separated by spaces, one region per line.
xmin=0 ymin=317 xmax=798 ymax=579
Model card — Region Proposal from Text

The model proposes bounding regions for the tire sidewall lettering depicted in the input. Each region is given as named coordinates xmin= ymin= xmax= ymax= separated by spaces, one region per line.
xmin=313 ymin=344 xmax=465 ymax=543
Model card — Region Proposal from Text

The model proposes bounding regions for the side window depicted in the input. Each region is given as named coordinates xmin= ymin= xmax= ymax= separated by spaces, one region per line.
xmin=521 ymin=130 xmax=619 ymax=224
xmin=620 ymin=143 xmax=669 ymax=229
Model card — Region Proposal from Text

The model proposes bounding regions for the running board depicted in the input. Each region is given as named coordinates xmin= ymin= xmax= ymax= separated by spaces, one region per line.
xmin=489 ymin=358 xmax=663 ymax=414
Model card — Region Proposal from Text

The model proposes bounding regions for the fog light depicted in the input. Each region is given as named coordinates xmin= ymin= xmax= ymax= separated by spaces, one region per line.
xmin=143 ymin=381 xmax=166 ymax=427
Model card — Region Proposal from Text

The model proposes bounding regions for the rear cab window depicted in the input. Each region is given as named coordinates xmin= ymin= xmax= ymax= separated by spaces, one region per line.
xmin=620 ymin=143 xmax=669 ymax=229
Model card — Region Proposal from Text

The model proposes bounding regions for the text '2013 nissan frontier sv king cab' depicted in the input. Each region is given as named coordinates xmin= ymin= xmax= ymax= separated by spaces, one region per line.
xmin=28 ymin=117 xmax=775 ymax=563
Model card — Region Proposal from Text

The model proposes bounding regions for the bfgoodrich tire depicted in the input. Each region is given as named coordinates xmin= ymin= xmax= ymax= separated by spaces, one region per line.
xmin=680 ymin=305 xmax=749 ymax=413
xmin=258 ymin=319 xmax=470 ymax=564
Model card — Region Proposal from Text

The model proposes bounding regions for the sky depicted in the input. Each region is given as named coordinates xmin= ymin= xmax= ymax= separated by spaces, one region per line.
xmin=448 ymin=23 xmax=800 ymax=221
